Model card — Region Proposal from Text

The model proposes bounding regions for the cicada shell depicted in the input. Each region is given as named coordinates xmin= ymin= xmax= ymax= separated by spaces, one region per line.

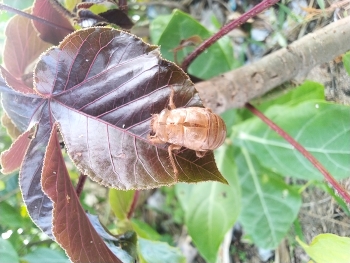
xmin=149 ymin=88 xmax=226 ymax=178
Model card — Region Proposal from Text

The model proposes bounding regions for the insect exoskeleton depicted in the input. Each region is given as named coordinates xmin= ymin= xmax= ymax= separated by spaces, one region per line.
xmin=149 ymin=88 xmax=227 ymax=179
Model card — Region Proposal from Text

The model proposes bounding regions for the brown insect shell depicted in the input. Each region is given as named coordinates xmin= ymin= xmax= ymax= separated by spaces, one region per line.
xmin=151 ymin=107 xmax=226 ymax=152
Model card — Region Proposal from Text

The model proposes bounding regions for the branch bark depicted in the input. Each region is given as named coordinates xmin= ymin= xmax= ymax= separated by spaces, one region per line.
xmin=195 ymin=15 xmax=350 ymax=114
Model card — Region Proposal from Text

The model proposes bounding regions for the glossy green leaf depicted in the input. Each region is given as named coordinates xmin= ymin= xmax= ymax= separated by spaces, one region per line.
xmin=297 ymin=234 xmax=350 ymax=263
xmin=176 ymin=144 xmax=240 ymax=263
xmin=0 ymin=238 xmax=19 ymax=263
xmin=138 ymin=238 xmax=185 ymax=263
xmin=20 ymin=248 xmax=69 ymax=263
xmin=343 ymin=51 xmax=350 ymax=76
xmin=109 ymin=189 xmax=135 ymax=220
xmin=150 ymin=9 xmax=235 ymax=79
xmin=236 ymin=148 xmax=301 ymax=249
xmin=233 ymin=84 xmax=350 ymax=180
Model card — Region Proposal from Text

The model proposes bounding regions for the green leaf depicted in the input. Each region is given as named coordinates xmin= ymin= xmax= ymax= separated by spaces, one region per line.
xmin=20 ymin=248 xmax=69 ymax=263
xmin=176 ymin=144 xmax=240 ymax=263
xmin=109 ymin=188 xmax=135 ymax=220
xmin=315 ymin=182 xmax=350 ymax=216
xmin=297 ymin=234 xmax=350 ymax=263
xmin=0 ymin=201 xmax=26 ymax=228
xmin=316 ymin=0 xmax=325 ymax=9
xmin=64 ymin=0 xmax=80 ymax=12
xmin=150 ymin=9 xmax=236 ymax=79
xmin=0 ymin=238 xmax=19 ymax=263
xmin=138 ymin=238 xmax=185 ymax=263
xmin=236 ymin=148 xmax=302 ymax=249
xmin=233 ymin=85 xmax=350 ymax=180
xmin=259 ymin=81 xmax=325 ymax=110
xmin=131 ymin=219 xmax=161 ymax=241
xmin=149 ymin=15 xmax=172 ymax=45
xmin=342 ymin=51 xmax=350 ymax=76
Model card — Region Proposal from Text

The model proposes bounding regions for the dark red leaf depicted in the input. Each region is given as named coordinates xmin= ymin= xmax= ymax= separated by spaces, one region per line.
xmin=32 ymin=0 xmax=74 ymax=45
xmin=42 ymin=123 xmax=122 ymax=263
xmin=33 ymin=27 xmax=226 ymax=189
xmin=2 ymin=10 xmax=51 ymax=93
xmin=0 ymin=128 xmax=34 ymax=174
xmin=1 ymin=27 xmax=226 ymax=241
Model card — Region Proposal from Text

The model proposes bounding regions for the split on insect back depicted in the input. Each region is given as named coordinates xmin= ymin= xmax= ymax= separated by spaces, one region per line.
xmin=1 ymin=27 xmax=228 ymax=192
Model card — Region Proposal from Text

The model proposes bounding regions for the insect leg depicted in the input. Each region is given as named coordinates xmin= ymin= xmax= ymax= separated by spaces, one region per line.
xmin=148 ymin=135 xmax=164 ymax=144
xmin=168 ymin=144 xmax=181 ymax=180
xmin=168 ymin=86 xmax=176 ymax=110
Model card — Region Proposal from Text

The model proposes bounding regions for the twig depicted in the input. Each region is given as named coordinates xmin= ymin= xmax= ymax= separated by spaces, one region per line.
xmin=245 ymin=102 xmax=350 ymax=205
xmin=181 ymin=0 xmax=280 ymax=72
xmin=0 ymin=3 xmax=73 ymax=33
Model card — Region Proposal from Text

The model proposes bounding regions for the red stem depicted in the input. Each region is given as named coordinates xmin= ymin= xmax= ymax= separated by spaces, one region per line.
xmin=0 ymin=3 xmax=73 ymax=33
xmin=76 ymin=173 xmax=88 ymax=198
xmin=118 ymin=0 xmax=128 ymax=13
xmin=245 ymin=103 xmax=350 ymax=204
xmin=181 ymin=0 xmax=280 ymax=72
xmin=127 ymin=190 xmax=139 ymax=219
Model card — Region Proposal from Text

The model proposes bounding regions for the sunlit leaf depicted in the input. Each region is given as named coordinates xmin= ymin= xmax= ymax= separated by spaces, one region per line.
xmin=297 ymin=234 xmax=350 ymax=263
xmin=109 ymin=188 xmax=135 ymax=220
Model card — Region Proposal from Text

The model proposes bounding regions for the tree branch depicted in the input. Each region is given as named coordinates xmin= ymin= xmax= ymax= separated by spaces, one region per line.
xmin=195 ymin=15 xmax=350 ymax=114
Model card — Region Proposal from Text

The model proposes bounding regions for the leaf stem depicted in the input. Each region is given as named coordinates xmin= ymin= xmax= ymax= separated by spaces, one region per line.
xmin=76 ymin=173 xmax=88 ymax=198
xmin=127 ymin=190 xmax=139 ymax=219
xmin=245 ymin=102 xmax=350 ymax=204
xmin=0 ymin=3 xmax=73 ymax=33
xmin=181 ymin=0 xmax=280 ymax=72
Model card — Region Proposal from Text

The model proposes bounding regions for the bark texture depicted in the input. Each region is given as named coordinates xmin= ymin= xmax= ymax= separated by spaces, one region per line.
xmin=195 ymin=15 xmax=350 ymax=113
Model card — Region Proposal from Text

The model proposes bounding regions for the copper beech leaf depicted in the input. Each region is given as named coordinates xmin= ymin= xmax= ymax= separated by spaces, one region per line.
xmin=34 ymin=27 xmax=226 ymax=189
xmin=42 ymin=123 xmax=123 ymax=263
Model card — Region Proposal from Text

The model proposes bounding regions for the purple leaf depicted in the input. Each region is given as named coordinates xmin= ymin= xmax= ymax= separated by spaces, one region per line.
xmin=33 ymin=27 xmax=227 ymax=189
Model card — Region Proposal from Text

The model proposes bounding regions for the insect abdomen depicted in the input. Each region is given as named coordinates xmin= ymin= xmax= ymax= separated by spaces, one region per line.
xmin=155 ymin=107 xmax=226 ymax=151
